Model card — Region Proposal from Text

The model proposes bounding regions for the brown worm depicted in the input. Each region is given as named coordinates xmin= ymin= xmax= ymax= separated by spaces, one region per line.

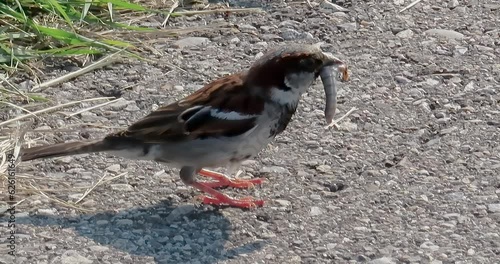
xmin=320 ymin=64 xmax=349 ymax=124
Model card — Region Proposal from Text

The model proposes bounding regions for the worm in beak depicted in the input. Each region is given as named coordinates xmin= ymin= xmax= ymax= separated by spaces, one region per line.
xmin=320 ymin=53 xmax=349 ymax=124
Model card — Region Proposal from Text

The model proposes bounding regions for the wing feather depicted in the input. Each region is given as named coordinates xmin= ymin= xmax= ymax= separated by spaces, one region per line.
xmin=105 ymin=73 xmax=264 ymax=143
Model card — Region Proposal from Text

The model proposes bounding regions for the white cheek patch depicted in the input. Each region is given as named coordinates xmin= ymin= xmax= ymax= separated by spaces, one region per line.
xmin=284 ymin=72 xmax=315 ymax=91
xmin=271 ymin=72 xmax=316 ymax=106
xmin=210 ymin=109 xmax=258 ymax=120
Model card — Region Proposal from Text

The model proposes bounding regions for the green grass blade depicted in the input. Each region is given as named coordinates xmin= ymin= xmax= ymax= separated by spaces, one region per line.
xmin=81 ymin=0 xmax=92 ymax=22
xmin=35 ymin=25 xmax=86 ymax=45
xmin=93 ymin=0 xmax=146 ymax=11
xmin=46 ymin=0 xmax=75 ymax=31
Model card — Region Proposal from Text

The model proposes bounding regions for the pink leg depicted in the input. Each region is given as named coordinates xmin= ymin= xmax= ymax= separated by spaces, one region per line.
xmin=198 ymin=169 xmax=265 ymax=189
xmin=190 ymin=182 xmax=265 ymax=209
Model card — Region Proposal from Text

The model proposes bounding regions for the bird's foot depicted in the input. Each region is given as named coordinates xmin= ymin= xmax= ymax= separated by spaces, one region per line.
xmin=191 ymin=182 xmax=264 ymax=209
xmin=198 ymin=169 xmax=265 ymax=189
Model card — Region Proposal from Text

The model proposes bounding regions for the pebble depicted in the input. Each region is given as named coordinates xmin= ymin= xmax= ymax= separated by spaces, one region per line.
xmin=337 ymin=22 xmax=357 ymax=32
xmin=426 ymin=78 xmax=440 ymax=86
xmin=320 ymin=1 xmax=349 ymax=12
xmin=37 ymin=208 xmax=57 ymax=216
xmin=280 ymin=28 xmax=302 ymax=40
xmin=165 ymin=205 xmax=196 ymax=222
xmin=464 ymin=81 xmax=475 ymax=92
xmin=396 ymin=29 xmax=414 ymax=38
xmin=449 ymin=0 xmax=459 ymax=8
xmin=59 ymin=250 xmax=93 ymax=264
xmin=420 ymin=241 xmax=440 ymax=251
xmin=109 ymin=100 xmax=129 ymax=110
xmin=106 ymin=164 xmax=121 ymax=173
xmin=172 ymin=37 xmax=210 ymax=49
xmin=424 ymin=29 xmax=464 ymax=40
xmin=316 ymin=164 xmax=331 ymax=173
xmin=261 ymin=166 xmax=289 ymax=174
xmin=275 ymin=199 xmax=292 ymax=207
xmin=238 ymin=24 xmax=258 ymax=34
xmin=395 ymin=76 xmax=411 ymax=84
xmin=96 ymin=220 xmax=109 ymax=225
xmin=173 ymin=235 xmax=184 ymax=242
xmin=487 ymin=203 xmax=500 ymax=213
xmin=370 ymin=257 xmax=396 ymax=264
xmin=310 ymin=206 xmax=323 ymax=216
xmin=110 ymin=184 xmax=134 ymax=191
xmin=116 ymin=219 xmax=133 ymax=226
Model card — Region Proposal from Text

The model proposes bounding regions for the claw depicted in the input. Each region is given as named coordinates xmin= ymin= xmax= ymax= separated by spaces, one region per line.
xmin=198 ymin=169 xmax=265 ymax=189
xmin=191 ymin=182 xmax=264 ymax=209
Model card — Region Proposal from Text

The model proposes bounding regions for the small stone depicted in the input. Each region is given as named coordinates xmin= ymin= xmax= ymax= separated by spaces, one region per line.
xmin=455 ymin=45 xmax=468 ymax=55
xmin=337 ymin=22 xmax=357 ymax=32
xmin=370 ymin=257 xmax=396 ymax=264
xmin=229 ymin=37 xmax=240 ymax=44
xmin=310 ymin=194 xmax=322 ymax=201
xmin=174 ymin=85 xmax=184 ymax=91
xmin=327 ymin=243 xmax=337 ymax=250
xmin=275 ymin=199 xmax=291 ymax=207
xmin=300 ymin=32 xmax=314 ymax=39
xmin=467 ymin=248 xmax=475 ymax=255
xmin=109 ymin=100 xmax=129 ymax=110
xmin=280 ymin=28 xmax=302 ymax=40
xmin=125 ymin=104 xmax=140 ymax=112
xmin=59 ymin=250 xmax=92 ymax=264
xmin=90 ymin=245 xmax=109 ymax=252
xmin=172 ymin=37 xmax=210 ymax=49
xmin=320 ymin=1 xmax=349 ymax=12
xmin=464 ymin=81 xmax=474 ymax=92
xmin=424 ymin=29 xmax=464 ymax=40
xmin=261 ymin=166 xmax=289 ymax=174
xmin=173 ymin=235 xmax=184 ymax=242
xmin=449 ymin=0 xmax=459 ymax=8
xmin=260 ymin=232 xmax=276 ymax=239
xmin=45 ymin=244 xmax=57 ymax=250
xmin=238 ymin=24 xmax=258 ymax=34
xmin=396 ymin=29 xmax=414 ymax=38
xmin=106 ymin=164 xmax=120 ymax=173
xmin=279 ymin=20 xmax=301 ymax=29
xmin=395 ymin=76 xmax=411 ymax=84
xmin=110 ymin=184 xmax=134 ymax=191
xmin=316 ymin=164 xmax=331 ymax=173
xmin=37 ymin=208 xmax=57 ymax=216
xmin=487 ymin=204 xmax=500 ymax=213
xmin=116 ymin=219 xmax=133 ymax=226
xmin=420 ymin=241 xmax=440 ymax=251
xmin=96 ymin=220 xmax=108 ymax=225
xmin=310 ymin=206 xmax=323 ymax=216
xmin=426 ymin=78 xmax=440 ymax=86
xmin=165 ymin=204 xmax=195 ymax=222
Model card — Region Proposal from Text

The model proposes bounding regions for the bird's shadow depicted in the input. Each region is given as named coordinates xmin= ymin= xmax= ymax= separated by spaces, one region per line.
xmin=10 ymin=200 xmax=265 ymax=263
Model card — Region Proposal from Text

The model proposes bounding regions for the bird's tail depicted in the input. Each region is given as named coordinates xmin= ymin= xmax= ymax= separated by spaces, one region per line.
xmin=21 ymin=140 xmax=109 ymax=161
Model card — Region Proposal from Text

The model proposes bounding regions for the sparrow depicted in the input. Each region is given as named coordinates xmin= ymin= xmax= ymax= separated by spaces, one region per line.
xmin=21 ymin=43 xmax=349 ymax=209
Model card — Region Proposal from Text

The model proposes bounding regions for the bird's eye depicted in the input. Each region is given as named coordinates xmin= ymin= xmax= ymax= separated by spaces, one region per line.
xmin=299 ymin=57 xmax=320 ymax=71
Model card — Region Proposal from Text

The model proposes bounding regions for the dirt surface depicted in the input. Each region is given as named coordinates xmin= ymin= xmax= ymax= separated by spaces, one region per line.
xmin=1 ymin=0 xmax=500 ymax=263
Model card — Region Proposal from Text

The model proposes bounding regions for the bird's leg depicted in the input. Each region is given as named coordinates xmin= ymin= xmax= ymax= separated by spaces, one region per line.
xmin=197 ymin=168 xmax=265 ymax=189
xmin=179 ymin=167 xmax=264 ymax=209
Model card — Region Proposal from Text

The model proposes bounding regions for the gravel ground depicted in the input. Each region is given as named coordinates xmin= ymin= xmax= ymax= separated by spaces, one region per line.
xmin=1 ymin=0 xmax=500 ymax=263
